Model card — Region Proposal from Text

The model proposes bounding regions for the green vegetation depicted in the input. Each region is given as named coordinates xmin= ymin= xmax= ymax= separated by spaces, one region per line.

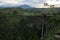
xmin=0 ymin=8 xmax=60 ymax=40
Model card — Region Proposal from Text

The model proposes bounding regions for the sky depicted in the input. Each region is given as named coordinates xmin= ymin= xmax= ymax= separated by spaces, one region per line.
xmin=0 ymin=0 xmax=60 ymax=7
xmin=46 ymin=0 xmax=60 ymax=5
xmin=0 ymin=0 xmax=44 ymax=7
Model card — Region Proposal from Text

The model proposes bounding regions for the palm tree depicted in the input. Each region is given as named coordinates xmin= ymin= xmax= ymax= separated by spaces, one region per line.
xmin=44 ymin=3 xmax=49 ymax=6
xmin=50 ymin=5 xmax=55 ymax=8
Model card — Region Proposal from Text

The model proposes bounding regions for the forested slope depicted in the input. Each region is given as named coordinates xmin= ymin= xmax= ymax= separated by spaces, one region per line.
xmin=0 ymin=8 xmax=60 ymax=40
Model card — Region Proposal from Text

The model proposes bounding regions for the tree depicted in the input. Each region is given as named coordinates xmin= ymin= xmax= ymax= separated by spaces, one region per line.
xmin=44 ymin=3 xmax=49 ymax=6
xmin=50 ymin=5 xmax=55 ymax=8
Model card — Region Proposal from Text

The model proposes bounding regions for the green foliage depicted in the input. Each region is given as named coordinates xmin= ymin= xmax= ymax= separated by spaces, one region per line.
xmin=0 ymin=8 xmax=60 ymax=40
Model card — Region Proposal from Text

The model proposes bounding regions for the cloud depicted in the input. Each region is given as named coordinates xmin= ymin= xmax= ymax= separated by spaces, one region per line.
xmin=0 ymin=3 xmax=4 ymax=6
xmin=0 ymin=0 xmax=25 ymax=6
xmin=32 ymin=0 xmax=40 ymax=3
xmin=24 ymin=0 xmax=44 ymax=7
xmin=0 ymin=0 xmax=44 ymax=7
xmin=46 ymin=0 xmax=60 ymax=5
xmin=25 ymin=2 xmax=35 ymax=7
xmin=0 ymin=0 xmax=24 ymax=4
xmin=29 ymin=0 xmax=44 ymax=4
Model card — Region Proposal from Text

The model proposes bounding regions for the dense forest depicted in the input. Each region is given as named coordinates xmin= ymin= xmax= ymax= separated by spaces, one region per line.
xmin=0 ymin=8 xmax=60 ymax=40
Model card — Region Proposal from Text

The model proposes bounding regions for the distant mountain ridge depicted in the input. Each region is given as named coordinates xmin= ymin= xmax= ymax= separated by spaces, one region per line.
xmin=19 ymin=4 xmax=33 ymax=9
xmin=0 ymin=4 xmax=33 ymax=9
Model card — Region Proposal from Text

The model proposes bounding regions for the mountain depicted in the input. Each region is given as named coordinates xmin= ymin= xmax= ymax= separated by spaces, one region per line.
xmin=0 ymin=4 xmax=33 ymax=9
xmin=0 ymin=5 xmax=16 ymax=8
xmin=17 ymin=4 xmax=33 ymax=9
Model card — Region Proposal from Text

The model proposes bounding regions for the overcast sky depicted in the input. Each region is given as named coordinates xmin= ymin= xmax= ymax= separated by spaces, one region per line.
xmin=0 ymin=0 xmax=60 ymax=7
xmin=0 ymin=0 xmax=44 ymax=7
